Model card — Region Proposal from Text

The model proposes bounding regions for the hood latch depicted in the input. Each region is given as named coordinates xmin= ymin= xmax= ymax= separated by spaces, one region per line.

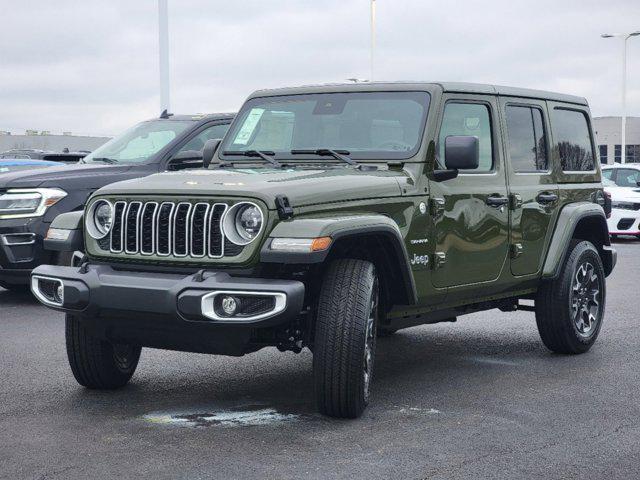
xmin=275 ymin=195 xmax=294 ymax=220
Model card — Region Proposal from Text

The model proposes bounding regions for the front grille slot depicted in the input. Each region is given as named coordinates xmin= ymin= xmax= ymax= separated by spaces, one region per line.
xmin=110 ymin=201 xmax=126 ymax=253
xmin=100 ymin=200 xmax=244 ymax=260
xmin=140 ymin=202 xmax=158 ymax=255
xmin=209 ymin=203 xmax=227 ymax=258
xmin=157 ymin=203 xmax=175 ymax=256
xmin=173 ymin=203 xmax=192 ymax=257
xmin=124 ymin=202 xmax=142 ymax=254
xmin=190 ymin=203 xmax=209 ymax=257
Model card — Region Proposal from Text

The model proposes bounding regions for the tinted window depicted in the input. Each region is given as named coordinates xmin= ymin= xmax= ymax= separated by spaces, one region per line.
xmin=439 ymin=102 xmax=493 ymax=172
xmin=614 ymin=168 xmax=640 ymax=187
xmin=178 ymin=123 xmax=229 ymax=152
xmin=553 ymin=109 xmax=595 ymax=171
xmin=221 ymin=92 xmax=430 ymax=161
xmin=505 ymin=105 xmax=548 ymax=172
xmin=83 ymin=120 xmax=191 ymax=164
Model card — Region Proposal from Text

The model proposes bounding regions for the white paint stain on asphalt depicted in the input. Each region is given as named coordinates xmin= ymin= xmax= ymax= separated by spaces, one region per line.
xmin=143 ymin=408 xmax=300 ymax=428
xmin=397 ymin=407 xmax=441 ymax=416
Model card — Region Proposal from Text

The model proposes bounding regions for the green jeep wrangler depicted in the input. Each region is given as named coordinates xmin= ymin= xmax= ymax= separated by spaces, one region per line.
xmin=32 ymin=82 xmax=616 ymax=418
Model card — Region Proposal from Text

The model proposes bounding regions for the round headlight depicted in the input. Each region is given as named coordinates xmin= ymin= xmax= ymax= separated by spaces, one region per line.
xmin=223 ymin=202 xmax=264 ymax=246
xmin=87 ymin=200 xmax=113 ymax=239
xmin=235 ymin=204 xmax=262 ymax=241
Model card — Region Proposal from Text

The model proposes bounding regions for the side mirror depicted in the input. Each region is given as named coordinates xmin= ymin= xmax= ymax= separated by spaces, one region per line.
xmin=444 ymin=135 xmax=479 ymax=170
xmin=167 ymin=150 xmax=203 ymax=171
xmin=203 ymin=138 xmax=222 ymax=169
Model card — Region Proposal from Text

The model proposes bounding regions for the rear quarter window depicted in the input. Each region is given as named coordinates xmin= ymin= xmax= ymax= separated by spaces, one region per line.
xmin=551 ymin=108 xmax=595 ymax=172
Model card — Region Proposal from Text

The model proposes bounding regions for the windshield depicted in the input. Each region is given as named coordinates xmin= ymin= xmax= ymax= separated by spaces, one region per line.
xmin=220 ymin=91 xmax=430 ymax=161
xmin=83 ymin=120 xmax=191 ymax=164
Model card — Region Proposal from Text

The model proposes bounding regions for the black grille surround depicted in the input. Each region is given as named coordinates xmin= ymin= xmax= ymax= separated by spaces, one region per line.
xmin=94 ymin=199 xmax=252 ymax=262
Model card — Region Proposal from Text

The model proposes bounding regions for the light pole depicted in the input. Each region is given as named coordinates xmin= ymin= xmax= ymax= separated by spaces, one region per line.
xmin=601 ymin=31 xmax=640 ymax=164
xmin=370 ymin=0 xmax=376 ymax=81
xmin=158 ymin=0 xmax=170 ymax=114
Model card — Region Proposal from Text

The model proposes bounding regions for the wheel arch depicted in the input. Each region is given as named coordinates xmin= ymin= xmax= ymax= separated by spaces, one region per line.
xmin=542 ymin=202 xmax=615 ymax=279
xmin=261 ymin=215 xmax=418 ymax=307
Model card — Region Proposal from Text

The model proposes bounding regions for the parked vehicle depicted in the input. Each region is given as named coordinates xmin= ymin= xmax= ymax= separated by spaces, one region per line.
xmin=32 ymin=83 xmax=615 ymax=418
xmin=0 ymin=149 xmax=89 ymax=163
xmin=602 ymin=177 xmax=640 ymax=238
xmin=0 ymin=159 xmax=60 ymax=174
xmin=0 ymin=113 xmax=233 ymax=290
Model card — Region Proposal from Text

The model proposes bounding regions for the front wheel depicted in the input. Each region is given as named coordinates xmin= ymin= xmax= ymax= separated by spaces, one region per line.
xmin=535 ymin=240 xmax=605 ymax=354
xmin=66 ymin=314 xmax=141 ymax=389
xmin=313 ymin=259 xmax=379 ymax=418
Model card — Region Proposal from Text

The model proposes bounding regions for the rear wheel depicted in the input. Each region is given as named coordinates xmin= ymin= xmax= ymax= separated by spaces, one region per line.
xmin=313 ymin=259 xmax=379 ymax=418
xmin=535 ymin=240 xmax=605 ymax=354
xmin=66 ymin=314 xmax=141 ymax=389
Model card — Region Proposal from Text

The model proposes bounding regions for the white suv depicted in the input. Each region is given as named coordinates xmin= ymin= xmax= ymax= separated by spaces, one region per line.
xmin=602 ymin=164 xmax=640 ymax=238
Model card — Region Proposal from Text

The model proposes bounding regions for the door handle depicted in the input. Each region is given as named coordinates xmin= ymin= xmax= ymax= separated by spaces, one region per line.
xmin=486 ymin=194 xmax=509 ymax=208
xmin=537 ymin=192 xmax=558 ymax=204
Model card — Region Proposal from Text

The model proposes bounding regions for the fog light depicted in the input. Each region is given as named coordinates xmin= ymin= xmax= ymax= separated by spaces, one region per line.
xmin=221 ymin=295 xmax=239 ymax=316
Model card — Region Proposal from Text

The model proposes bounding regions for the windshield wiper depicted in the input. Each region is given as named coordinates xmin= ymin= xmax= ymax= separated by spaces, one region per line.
xmin=90 ymin=157 xmax=119 ymax=164
xmin=223 ymin=150 xmax=282 ymax=168
xmin=290 ymin=149 xmax=357 ymax=166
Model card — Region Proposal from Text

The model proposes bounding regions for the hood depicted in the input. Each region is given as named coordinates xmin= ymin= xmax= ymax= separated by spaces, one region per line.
xmin=97 ymin=167 xmax=408 ymax=208
xmin=605 ymin=185 xmax=640 ymax=202
xmin=0 ymin=163 xmax=136 ymax=190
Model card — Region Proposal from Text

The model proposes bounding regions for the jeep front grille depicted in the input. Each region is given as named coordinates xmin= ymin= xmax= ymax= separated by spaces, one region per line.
xmin=107 ymin=200 xmax=234 ymax=258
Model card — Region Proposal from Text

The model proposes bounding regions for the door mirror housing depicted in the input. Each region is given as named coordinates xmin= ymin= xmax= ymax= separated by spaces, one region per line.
xmin=203 ymin=138 xmax=222 ymax=169
xmin=444 ymin=135 xmax=479 ymax=170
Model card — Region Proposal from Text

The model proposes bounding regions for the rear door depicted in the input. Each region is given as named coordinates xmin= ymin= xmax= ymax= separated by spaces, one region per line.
xmin=500 ymin=98 xmax=559 ymax=276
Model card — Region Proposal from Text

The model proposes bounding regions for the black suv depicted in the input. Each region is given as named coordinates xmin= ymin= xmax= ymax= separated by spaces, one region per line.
xmin=0 ymin=113 xmax=233 ymax=290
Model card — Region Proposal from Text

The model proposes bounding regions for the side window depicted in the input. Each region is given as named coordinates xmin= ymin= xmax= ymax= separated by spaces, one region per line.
xmin=178 ymin=123 xmax=230 ymax=153
xmin=552 ymin=108 xmax=595 ymax=172
xmin=614 ymin=168 xmax=640 ymax=187
xmin=439 ymin=102 xmax=493 ymax=172
xmin=505 ymin=105 xmax=548 ymax=172
xmin=602 ymin=169 xmax=613 ymax=180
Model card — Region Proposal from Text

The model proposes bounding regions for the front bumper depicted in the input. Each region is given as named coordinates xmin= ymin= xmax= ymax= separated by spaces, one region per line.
xmin=30 ymin=264 xmax=305 ymax=355
xmin=607 ymin=208 xmax=640 ymax=236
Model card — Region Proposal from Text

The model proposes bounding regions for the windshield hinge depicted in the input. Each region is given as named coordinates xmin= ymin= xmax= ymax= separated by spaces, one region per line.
xmin=275 ymin=195 xmax=294 ymax=220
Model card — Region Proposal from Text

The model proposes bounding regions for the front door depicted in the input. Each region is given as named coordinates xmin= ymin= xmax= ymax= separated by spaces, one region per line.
xmin=499 ymin=98 xmax=559 ymax=276
xmin=430 ymin=96 xmax=510 ymax=288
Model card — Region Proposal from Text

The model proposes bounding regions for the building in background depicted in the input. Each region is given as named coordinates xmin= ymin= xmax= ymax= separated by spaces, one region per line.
xmin=593 ymin=116 xmax=640 ymax=164
xmin=0 ymin=133 xmax=110 ymax=154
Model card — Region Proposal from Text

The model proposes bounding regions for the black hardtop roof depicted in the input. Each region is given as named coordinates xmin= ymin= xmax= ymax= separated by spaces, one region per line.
xmin=248 ymin=81 xmax=588 ymax=106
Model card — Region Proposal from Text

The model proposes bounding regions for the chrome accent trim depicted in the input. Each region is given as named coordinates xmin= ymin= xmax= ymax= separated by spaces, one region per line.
xmin=172 ymin=202 xmax=193 ymax=258
xmin=140 ymin=202 xmax=159 ymax=255
xmin=200 ymin=290 xmax=287 ymax=322
xmin=31 ymin=275 xmax=64 ymax=308
xmin=124 ymin=201 xmax=143 ymax=254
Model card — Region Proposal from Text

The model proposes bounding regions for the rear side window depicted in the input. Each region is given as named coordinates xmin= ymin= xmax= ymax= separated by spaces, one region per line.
xmin=552 ymin=108 xmax=595 ymax=172
xmin=505 ymin=105 xmax=548 ymax=172
xmin=439 ymin=102 xmax=493 ymax=172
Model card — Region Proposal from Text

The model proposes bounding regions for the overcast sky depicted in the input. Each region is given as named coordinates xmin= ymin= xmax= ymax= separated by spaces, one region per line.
xmin=1 ymin=0 xmax=639 ymax=136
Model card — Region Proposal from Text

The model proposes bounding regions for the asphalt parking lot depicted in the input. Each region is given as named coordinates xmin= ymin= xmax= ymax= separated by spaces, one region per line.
xmin=1 ymin=239 xmax=639 ymax=480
